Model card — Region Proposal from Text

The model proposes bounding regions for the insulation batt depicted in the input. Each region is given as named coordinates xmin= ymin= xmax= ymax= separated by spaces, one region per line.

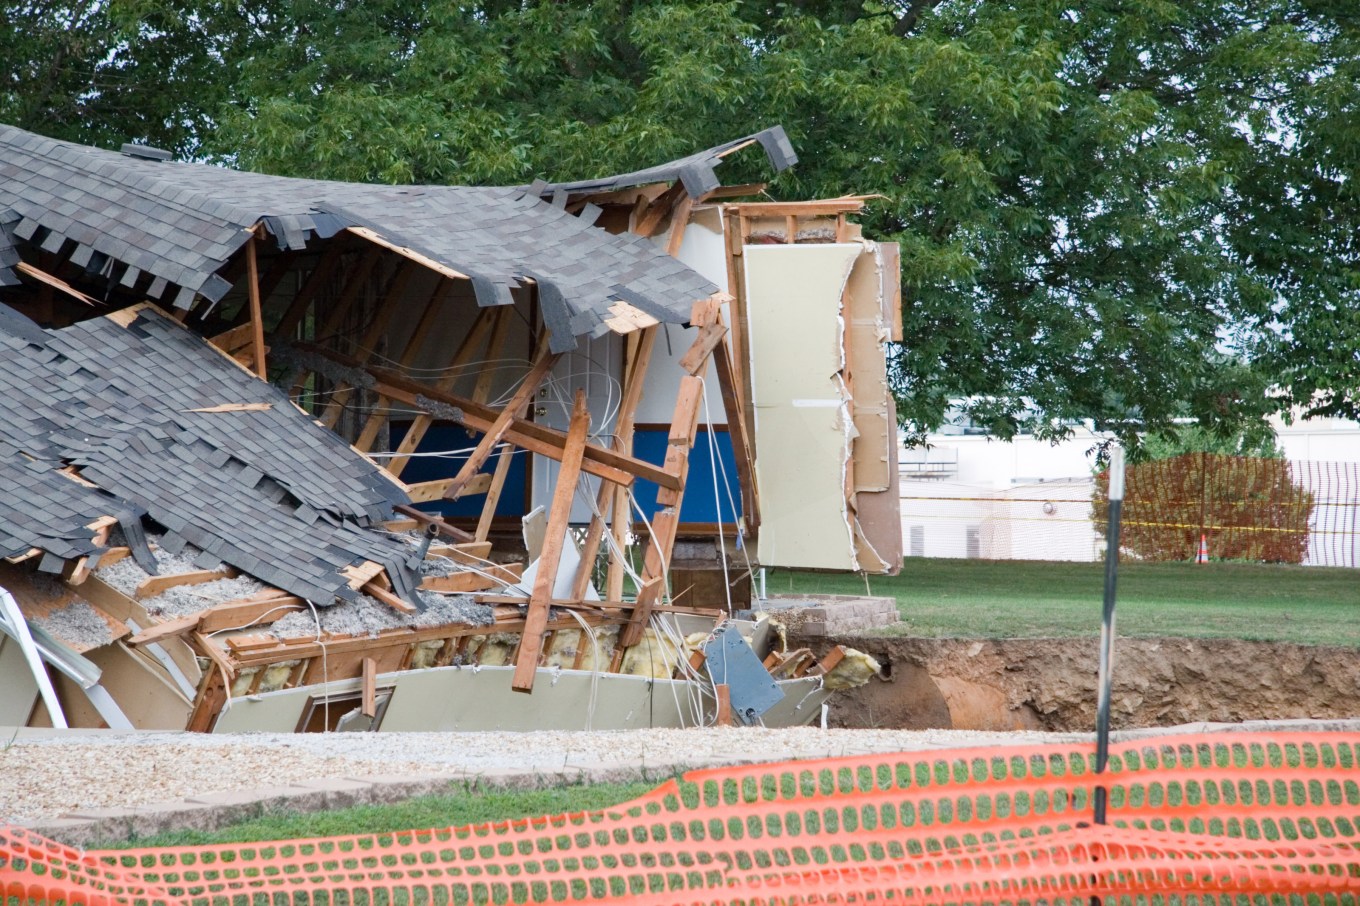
xmin=823 ymin=648 xmax=881 ymax=691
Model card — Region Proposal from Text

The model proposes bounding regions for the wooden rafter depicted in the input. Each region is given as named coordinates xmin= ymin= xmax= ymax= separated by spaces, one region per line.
xmin=386 ymin=305 xmax=499 ymax=477
xmin=318 ymin=259 xmax=420 ymax=428
xmin=512 ymin=389 xmax=590 ymax=693
xmin=354 ymin=277 xmax=451 ymax=452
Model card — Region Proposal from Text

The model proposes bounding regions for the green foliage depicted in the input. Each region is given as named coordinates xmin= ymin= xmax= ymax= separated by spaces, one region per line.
xmin=1093 ymin=452 xmax=1314 ymax=564
xmin=4 ymin=0 xmax=1358 ymax=445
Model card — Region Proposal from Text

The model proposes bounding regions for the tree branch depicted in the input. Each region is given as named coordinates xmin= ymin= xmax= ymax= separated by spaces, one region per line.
xmin=894 ymin=0 xmax=945 ymax=37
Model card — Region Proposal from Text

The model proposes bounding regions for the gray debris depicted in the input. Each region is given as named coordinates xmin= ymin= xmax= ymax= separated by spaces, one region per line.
xmin=95 ymin=536 xmax=226 ymax=599
xmin=32 ymin=600 xmax=113 ymax=650
xmin=414 ymin=395 xmax=463 ymax=422
xmin=141 ymin=574 xmax=267 ymax=620
xmin=269 ymin=592 xmax=492 ymax=639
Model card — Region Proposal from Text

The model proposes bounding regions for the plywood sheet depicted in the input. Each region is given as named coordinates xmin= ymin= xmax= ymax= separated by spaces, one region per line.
xmin=744 ymin=244 xmax=862 ymax=571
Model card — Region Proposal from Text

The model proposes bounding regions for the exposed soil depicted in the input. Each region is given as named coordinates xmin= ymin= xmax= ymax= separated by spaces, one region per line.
xmin=811 ymin=635 xmax=1360 ymax=732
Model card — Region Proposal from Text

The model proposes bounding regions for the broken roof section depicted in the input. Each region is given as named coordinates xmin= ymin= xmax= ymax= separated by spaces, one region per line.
xmin=0 ymin=125 xmax=793 ymax=351
xmin=0 ymin=304 xmax=420 ymax=605
xmin=533 ymin=127 xmax=796 ymax=200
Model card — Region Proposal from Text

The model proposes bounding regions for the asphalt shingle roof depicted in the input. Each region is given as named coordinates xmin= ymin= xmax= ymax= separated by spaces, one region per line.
xmin=0 ymin=306 xmax=419 ymax=605
xmin=0 ymin=124 xmax=763 ymax=352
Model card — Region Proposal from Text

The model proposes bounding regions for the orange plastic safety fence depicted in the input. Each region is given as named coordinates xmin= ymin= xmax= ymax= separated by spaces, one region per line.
xmin=3 ymin=732 xmax=1358 ymax=905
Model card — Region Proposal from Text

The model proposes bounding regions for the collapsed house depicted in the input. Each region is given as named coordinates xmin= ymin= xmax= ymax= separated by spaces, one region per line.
xmin=0 ymin=123 xmax=901 ymax=732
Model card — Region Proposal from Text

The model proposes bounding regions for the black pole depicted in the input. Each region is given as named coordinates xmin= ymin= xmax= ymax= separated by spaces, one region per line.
xmin=1094 ymin=445 xmax=1125 ymax=825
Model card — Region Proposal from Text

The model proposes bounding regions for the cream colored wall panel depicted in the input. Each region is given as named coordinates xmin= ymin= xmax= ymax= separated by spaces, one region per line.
xmin=745 ymin=243 xmax=862 ymax=571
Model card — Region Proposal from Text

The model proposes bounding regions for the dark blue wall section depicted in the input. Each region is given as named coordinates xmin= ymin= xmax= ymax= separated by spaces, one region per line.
xmin=631 ymin=428 xmax=741 ymax=524
xmin=389 ymin=422 xmax=529 ymax=519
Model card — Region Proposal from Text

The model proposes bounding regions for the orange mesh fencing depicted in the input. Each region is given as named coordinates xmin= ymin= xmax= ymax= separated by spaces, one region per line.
xmin=3 ymin=731 xmax=1358 ymax=905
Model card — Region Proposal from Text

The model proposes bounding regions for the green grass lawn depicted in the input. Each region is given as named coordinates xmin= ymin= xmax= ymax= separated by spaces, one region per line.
xmin=98 ymin=779 xmax=658 ymax=849
xmin=771 ymin=558 xmax=1360 ymax=646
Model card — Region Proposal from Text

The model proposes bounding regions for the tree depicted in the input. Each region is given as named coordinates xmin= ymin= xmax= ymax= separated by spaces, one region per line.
xmin=1093 ymin=452 xmax=1314 ymax=563
xmin=4 ymin=1 xmax=1358 ymax=448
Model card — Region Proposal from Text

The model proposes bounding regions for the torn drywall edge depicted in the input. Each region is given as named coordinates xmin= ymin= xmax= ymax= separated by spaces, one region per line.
xmin=846 ymin=242 xmax=894 ymax=494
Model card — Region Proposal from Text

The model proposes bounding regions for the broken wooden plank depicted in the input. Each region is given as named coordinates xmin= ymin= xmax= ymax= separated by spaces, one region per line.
xmin=421 ymin=563 xmax=522 ymax=594
xmin=135 ymin=567 xmax=238 ymax=600
xmin=406 ymin=472 xmax=492 ymax=503
xmin=512 ymin=389 xmax=590 ymax=693
xmin=245 ymin=231 xmax=267 ymax=379
xmin=362 ymin=580 xmax=418 ymax=615
xmin=197 ymin=593 xmax=304 ymax=634
xmin=361 ymin=657 xmax=378 ymax=717
xmin=426 ymin=541 xmax=494 ymax=564
xmin=126 ymin=614 xmax=202 ymax=647
xmin=185 ymin=402 xmax=272 ymax=413
xmin=341 ymin=560 xmax=386 ymax=590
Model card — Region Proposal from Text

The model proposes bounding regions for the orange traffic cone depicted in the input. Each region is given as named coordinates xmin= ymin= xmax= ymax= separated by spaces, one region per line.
xmin=1196 ymin=534 xmax=1209 ymax=564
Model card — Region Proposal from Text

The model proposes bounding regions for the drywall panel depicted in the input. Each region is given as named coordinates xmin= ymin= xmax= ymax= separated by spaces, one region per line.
xmin=845 ymin=245 xmax=893 ymax=493
xmin=0 ymin=634 xmax=40 ymax=726
xmin=745 ymin=244 xmax=863 ymax=571
xmin=213 ymin=666 xmax=701 ymax=732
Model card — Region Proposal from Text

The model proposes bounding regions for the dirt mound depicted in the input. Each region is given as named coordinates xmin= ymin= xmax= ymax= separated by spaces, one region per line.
xmin=813 ymin=636 xmax=1360 ymax=732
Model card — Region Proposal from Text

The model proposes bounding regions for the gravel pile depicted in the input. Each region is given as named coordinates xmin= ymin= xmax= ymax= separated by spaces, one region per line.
xmin=0 ymin=727 xmax=1085 ymax=823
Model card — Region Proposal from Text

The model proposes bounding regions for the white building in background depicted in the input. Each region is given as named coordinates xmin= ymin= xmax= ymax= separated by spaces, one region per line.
xmin=900 ymin=414 xmax=1360 ymax=563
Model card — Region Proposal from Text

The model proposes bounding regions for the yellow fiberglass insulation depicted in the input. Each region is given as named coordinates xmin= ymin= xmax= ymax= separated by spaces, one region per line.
xmin=823 ymin=648 xmax=881 ymax=690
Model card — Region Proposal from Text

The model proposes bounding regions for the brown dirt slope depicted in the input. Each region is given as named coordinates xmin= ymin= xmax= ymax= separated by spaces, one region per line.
xmin=817 ymin=636 xmax=1360 ymax=732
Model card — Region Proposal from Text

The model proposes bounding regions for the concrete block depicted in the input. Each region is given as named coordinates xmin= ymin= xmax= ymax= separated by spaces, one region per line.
xmin=286 ymin=777 xmax=373 ymax=810
xmin=344 ymin=774 xmax=461 ymax=804
xmin=800 ymin=622 xmax=827 ymax=637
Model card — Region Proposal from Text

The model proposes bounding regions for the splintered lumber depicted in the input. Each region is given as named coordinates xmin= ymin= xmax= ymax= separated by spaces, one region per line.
xmin=341 ymin=560 xmax=386 ymax=590
xmin=405 ymin=472 xmax=491 ymax=503
xmin=245 ymin=231 xmax=267 ymax=379
xmin=573 ymin=326 xmax=656 ymax=601
xmin=361 ymin=657 xmax=378 ymax=718
xmin=475 ymin=446 xmax=515 ymax=542
xmin=126 ymin=614 xmax=202 ymax=647
xmin=443 ymin=343 xmax=559 ymax=499
xmin=134 ymin=567 xmax=237 ymax=600
xmin=711 ymin=316 xmax=759 ymax=528
xmin=198 ymin=592 xmax=304 ymax=633
xmin=363 ymin=580 xmax=418 ymax=614
xmin=632 ymin=183 xmax=686 ymax=238
xmin=421 ymin=562 xmax=521 ymax=594
xmin=619 ymin=369 xmax=707 ymax=649
xmin=512 ymin=389 xmax=590 ymax=693
xmin=427 ymin=541 xmax=494 ymax=564
xmin=393 ymin=504 xmax=475 ymax=542
xmin=677 ymin=322 xmax=727 ymax=375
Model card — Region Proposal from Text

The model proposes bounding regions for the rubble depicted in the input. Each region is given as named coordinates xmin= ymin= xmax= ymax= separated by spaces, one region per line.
xmin=0 ymin=122 xmax=900 ymax=734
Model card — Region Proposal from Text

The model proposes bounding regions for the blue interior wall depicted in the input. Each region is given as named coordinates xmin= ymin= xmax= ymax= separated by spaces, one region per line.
xmin=389 ymin=422 xmax=529 ymax=519
xmin=631 ymin=428 xmax=741 ymax=524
